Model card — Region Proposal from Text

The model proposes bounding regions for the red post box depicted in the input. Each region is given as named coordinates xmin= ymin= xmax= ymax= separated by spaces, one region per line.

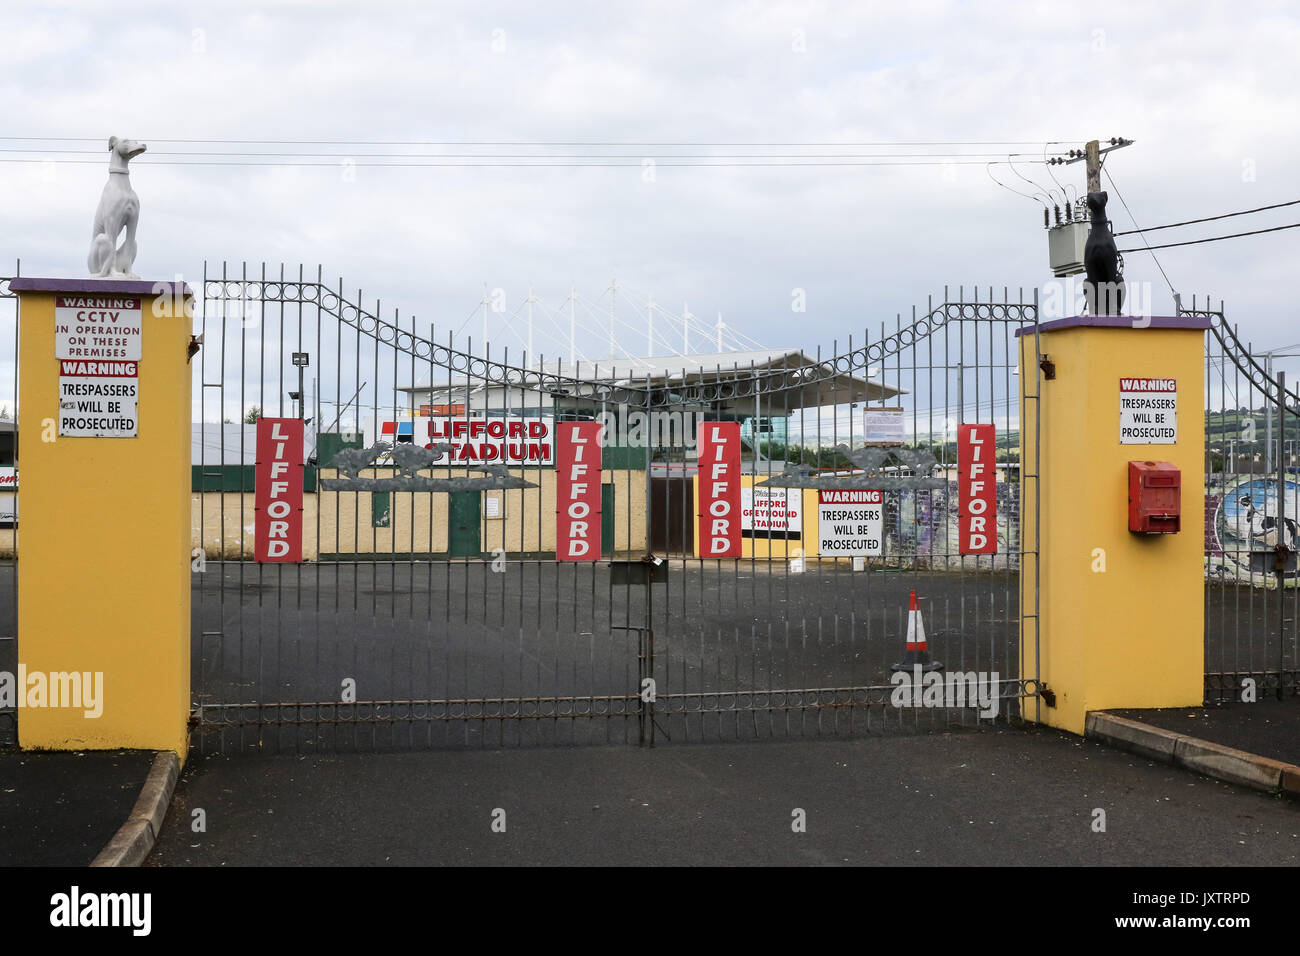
xmin=1128 ymin=461 xmax=1180 ymax=533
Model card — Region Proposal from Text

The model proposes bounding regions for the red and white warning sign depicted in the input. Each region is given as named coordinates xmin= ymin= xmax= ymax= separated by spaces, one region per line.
xmin=57 ymin=359 xmax=139 ymax=438
xmin=697 ymin=422 xmax=741 ymax=558
xmin=817 ymin=489 xmax=883 ymax=556
xmin=958 ymin=424 xmax=997 ymax=555
xmin=255 ymin=418 xmax=304 ymax=562
xmin=556 ymin=421 xmax=603 ymax=561
xmin=1119 ymin=377 xmax=1177 ymax=444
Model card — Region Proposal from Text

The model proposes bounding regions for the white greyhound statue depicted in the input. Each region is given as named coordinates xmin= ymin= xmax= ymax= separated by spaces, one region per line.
xmin=87 ymin=136 xmax=147 ymax=279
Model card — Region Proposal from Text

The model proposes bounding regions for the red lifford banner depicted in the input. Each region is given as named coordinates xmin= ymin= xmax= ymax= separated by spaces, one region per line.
xmin=697 ymin=422 xmax=742 ymax=558
xmin=958 ymin=423 xmax=997 ymax=555
xmin=556 ymin=421 xmax=603 ymax=561
xmin=255 ymin=418 xmax=304 ymax=562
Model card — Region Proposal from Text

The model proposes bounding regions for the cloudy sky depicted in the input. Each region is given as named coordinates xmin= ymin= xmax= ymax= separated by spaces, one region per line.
xmin=2 ymin=0 xmax=1298 ymax=417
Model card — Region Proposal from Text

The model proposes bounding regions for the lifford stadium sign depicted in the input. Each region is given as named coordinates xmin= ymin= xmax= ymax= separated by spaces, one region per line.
xmin=381 ymin=416 xmax=555 ymax=465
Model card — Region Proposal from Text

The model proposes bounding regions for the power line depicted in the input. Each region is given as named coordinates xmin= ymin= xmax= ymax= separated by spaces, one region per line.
xmin=0 ymin=136 xmax=1080 ymax=146
xmin=0 ymin=157 xmax=1048 ymax=168
xmin=0 ymin=147 xmax=1059 ymax=159
xmin=1119 ymin=221 xmax=1300 ymax=253
xmin=1114 ymin=199 xmax=1300 ymax=236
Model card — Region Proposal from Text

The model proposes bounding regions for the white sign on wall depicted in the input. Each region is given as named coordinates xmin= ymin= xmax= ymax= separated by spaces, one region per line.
xmin=54 ymin=296 xmax=143 ymax=440
xmin=58 ymin=364 xmax=139 ymax=438
xmin=816 ymin=489 xmax=884 ymax=556
xmin=741 ymin=486 xmax=802 ymax=537
xmin=863 ymin=407 xmax=905 ymax=445
xmin=1119 ymin=377 xmax=1177 ymax=445
xmin=54 ymin=297 xmax=143 ymax=361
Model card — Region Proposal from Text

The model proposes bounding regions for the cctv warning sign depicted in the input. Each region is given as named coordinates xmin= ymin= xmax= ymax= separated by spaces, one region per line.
xmin=1120 ymin=377 xmax=1177 ymax=444
xmin=54 ymin=297 xmax=142 ymax=361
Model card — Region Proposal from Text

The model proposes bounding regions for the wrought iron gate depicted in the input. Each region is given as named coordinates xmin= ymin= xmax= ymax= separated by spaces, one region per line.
xmin=189 ymin=265 xmax=1040 ymax=752
xmin=0 ymin=270 xmax=16 ymax=748
xmin=1193 ymin=297 xmax=1300 ymax=700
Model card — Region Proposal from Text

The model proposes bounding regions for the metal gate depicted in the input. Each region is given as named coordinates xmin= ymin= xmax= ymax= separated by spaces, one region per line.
xmin=189 ymin=265 xmax=1040 ymax=752
xmin=0 ymin=270 xmax=16 ymax=748
xmin=1193 ymin=297 xmax=1300 ymax=700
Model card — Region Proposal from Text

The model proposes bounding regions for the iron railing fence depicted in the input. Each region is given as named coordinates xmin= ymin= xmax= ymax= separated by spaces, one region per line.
xmin=0 ymin=265 xmax=17 ymax=746
xmin=1192 ymin=297 xmax=1300 ymax=700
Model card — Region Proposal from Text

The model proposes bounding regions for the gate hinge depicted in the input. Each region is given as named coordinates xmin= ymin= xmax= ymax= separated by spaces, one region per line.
xmin=1039 ymin=354 xmax=1056 ymax=380
xmin=1038 ymin=683 xmax=1057 ymax=707
xmin=1274 ymin=542 xmax=1291 ymax=573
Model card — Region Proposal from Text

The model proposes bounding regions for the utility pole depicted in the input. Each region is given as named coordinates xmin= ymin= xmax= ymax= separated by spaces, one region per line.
xmin=1047 ymin=137 xmax=1134 ymax=197
xmin=1085 ymin=139 xmax=1101 ymax=194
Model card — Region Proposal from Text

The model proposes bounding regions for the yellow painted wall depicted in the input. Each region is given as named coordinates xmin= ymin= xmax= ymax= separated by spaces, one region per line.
xmin=17 ymin=288 xmax=191 ymax=757
xmin=191 ymin=468 xmax=648 ymax=557
xmin=1019 ymin=324 xmax=1205 ymax=734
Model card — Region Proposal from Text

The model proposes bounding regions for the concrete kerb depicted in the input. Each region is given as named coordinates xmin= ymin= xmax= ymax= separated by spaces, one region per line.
xmin=90 ymin=751 xmax=181 ymax=867
xmin=1086 ymin=712 xmax=1300 ymax=799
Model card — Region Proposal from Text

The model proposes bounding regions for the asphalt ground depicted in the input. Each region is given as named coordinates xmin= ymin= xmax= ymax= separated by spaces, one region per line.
xmin=188 ymin=560 xmax=1022 ymax=751
xmin=148 ymin=725 xmax=1300 ymax=866
xmin=1111 ymin=696 xmax=1300 ymax=768
xmin=173 ymin=560 xmax=1295 ymax=752
xmin=0 ymin=748 xmax=153 ymax=866
xmin=0 ymin=559 xmax=1292 ymax=754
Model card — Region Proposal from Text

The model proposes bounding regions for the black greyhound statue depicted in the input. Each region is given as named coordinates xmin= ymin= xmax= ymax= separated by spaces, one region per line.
xmin=1083 ymin=190 xmax=1124 ymax=315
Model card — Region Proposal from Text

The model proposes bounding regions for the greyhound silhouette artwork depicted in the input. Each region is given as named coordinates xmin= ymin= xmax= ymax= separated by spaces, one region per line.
xmin=87 ymin=136 xmax=147 ymax=279
xmin=1083 ymin=190 xmax=1124 ymax=316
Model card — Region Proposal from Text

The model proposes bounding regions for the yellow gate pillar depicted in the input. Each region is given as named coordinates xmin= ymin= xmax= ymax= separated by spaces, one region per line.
xmin=12 ymin=278 xmax=191 ymax=758
xmin=1019 ymin=314 xmax=1209 ymax=734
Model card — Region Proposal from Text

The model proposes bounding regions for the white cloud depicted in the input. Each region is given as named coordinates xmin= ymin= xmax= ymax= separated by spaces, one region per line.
xmin=0 ymin=0 xmax=1296 ymax=370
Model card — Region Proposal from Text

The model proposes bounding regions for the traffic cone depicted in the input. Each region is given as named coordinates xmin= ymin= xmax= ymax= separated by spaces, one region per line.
xmin=890 ymin=589 xmax=943 ymax=673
